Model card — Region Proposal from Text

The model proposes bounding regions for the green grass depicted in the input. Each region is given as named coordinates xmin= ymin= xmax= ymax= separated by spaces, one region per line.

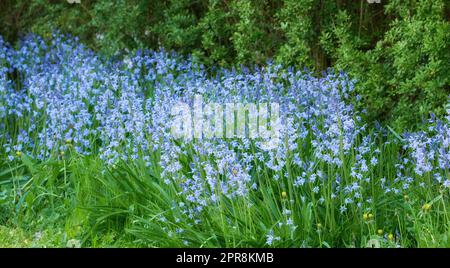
xmin=1 ymin=132 xmax=449 ymax=248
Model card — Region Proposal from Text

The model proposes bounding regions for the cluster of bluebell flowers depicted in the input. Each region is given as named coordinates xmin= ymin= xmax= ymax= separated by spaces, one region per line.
xmin=1 ymin=34 xmax=449 ymax=231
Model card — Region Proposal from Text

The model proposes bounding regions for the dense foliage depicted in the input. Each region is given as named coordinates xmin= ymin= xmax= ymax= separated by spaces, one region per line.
xmin=0 ymin=34 xmax=449 ymax=247
xmin=0 ymin=0 xmax=449 ymax=129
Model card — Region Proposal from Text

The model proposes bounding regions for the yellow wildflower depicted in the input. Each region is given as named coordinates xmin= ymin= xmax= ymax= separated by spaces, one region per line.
xmin=422 ymin=203 xmax=431 ymax=211
xmin=388 ymin=233 xmax=394 ymax=241
xmin=363 ymin=213 xmax=369 ymax=221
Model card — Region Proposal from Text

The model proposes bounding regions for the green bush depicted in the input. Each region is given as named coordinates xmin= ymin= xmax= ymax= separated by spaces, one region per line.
xmin=320 ymin=0 xmax=450 ymax=129
xmin=0 ymin=0 xmax=448 ymax=129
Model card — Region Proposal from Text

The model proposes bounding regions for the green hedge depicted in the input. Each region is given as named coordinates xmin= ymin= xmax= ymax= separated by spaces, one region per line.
xmin=1 ymin=0 xmax=449 ymax=129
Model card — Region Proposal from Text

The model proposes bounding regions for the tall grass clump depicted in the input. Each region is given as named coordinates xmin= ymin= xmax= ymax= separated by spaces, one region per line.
xmin=0 ymin=34 xmax=449 ymax=248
